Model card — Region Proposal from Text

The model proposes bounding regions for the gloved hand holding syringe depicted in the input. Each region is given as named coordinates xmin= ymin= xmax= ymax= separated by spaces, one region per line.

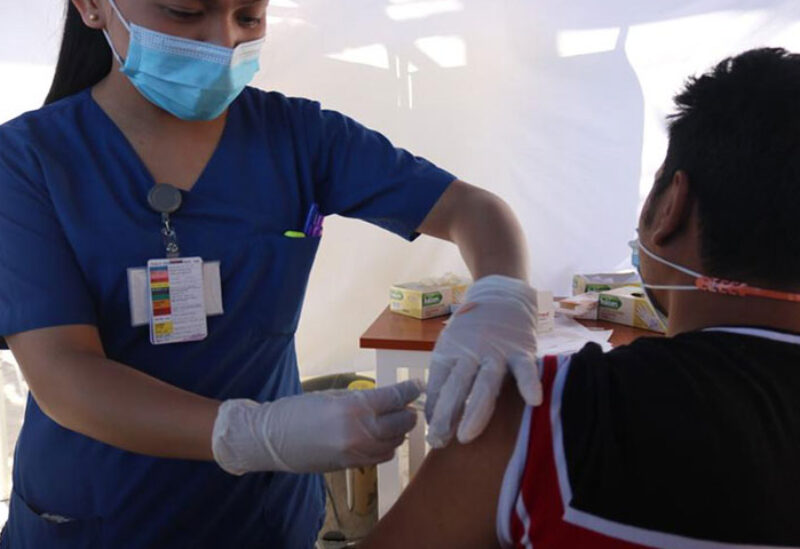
xmin=212 ymin=379 xmax=423 ymax=474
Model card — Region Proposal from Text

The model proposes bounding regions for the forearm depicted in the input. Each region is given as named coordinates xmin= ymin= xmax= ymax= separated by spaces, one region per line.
xmin=22 ymin=348 xmax=219 ymax=461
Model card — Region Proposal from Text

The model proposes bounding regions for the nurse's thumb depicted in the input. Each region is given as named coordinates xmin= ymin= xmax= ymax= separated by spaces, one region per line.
xmin=361 ymin=379 xmax=423 ymax=415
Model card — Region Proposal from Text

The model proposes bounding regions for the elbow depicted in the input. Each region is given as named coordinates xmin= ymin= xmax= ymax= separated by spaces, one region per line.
xmin=16 ymin=354 xmax=94 ymax=435
xmin=27 ymin=382 xmax=80 ymax=433
xmin=451 ymin=188 xmax=522 ymax=242
xmin=8 ymin=327 xmax=109 ymax=438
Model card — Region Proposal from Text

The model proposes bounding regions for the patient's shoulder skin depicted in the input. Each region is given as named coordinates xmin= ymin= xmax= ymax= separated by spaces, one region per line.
xmin=360 ymin=380 xmax=524 ymax=549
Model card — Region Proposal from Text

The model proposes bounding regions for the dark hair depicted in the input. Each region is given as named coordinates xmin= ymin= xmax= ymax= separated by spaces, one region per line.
xmin=650 ymin=47 xmax=800 ymax=289
xmin=45 ymin=3 xmax=112 ymax=105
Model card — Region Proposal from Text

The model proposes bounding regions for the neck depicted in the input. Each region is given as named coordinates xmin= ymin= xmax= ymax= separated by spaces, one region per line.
xmin=666 ymin=290 xmax=800 ymax=336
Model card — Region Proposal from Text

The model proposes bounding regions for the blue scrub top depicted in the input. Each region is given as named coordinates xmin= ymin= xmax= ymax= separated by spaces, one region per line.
xmin=0 ymin=87 xmax=454 ymax=548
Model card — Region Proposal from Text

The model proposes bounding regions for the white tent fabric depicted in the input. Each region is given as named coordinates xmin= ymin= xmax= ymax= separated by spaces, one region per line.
xmin=2 ymin=1 xmax=800 ymax=381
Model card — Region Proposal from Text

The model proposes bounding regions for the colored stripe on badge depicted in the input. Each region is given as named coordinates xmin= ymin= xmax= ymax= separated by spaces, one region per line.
xmin=154 ymin=321 xmax=174 ymax=336
xmin=150 ymin=267 xmax=169 ymax=279
xmin=150 ymin=267 xmax=171 ymax=317
xmin=152 ymin=304 xmax=172 ymax=316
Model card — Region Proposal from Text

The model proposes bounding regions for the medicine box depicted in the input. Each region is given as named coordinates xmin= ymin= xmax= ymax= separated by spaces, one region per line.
xmin=390 ymin=282 xmax=454 ymax=319
xmin=536 ymin=290 xmax=555 ymax=333
xmin=557 ymin=292 xmax=600 ymax=320
xmin=597 ymin=286 xmax=666 ymax=333
xmin=390 ymin=275 xmax=471 ymax=320
xmin=572 ymin=271 xmax=640 ymax=295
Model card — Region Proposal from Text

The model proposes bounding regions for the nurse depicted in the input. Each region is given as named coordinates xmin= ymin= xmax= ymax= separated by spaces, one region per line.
xmin=0 ymin=0 xmax=540 ymax=547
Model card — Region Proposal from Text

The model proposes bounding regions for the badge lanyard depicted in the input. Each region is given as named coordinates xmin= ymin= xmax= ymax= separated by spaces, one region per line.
xmin=139 ymin=184 xmax=211 ymax=344
xmin=147 ymin=183 xmax=183 ymax=258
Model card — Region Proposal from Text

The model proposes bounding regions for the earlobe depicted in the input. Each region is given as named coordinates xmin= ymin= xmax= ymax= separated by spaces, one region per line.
xmin=72 ymin=0 xmax=105 ymax=29
xmin=652 ymin=170 xmax=692 ymax=246
xmin=83 ymin=14 xmax=105 ymax=30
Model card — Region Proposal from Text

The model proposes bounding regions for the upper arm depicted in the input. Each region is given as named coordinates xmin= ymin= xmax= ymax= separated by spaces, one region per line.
xmin=361 ymin=355 xmax=566 ymax=549
xmin=415 ymin=179 xmax=498 ymax=241
xmin=303 ymin=101 xmax=456 ymax=241
xmin=0 ymin=126 xmax=97 ymax=339
xmin=360 ymin=379 xmax=524 ymax=549
xmin=0 ymin=126 xmax=101 ymax=413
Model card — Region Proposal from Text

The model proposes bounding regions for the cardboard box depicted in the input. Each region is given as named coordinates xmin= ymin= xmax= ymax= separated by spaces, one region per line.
xmin=390 ymin=282 xmax=452 ymax=319
xmin=597 ymin=286 xmax=665 ymax=333
xmin=572 ymin=271 xmax=640 ymax=295
xmin=557 ymin=292 xmax=599 ymax=320
xmin=390 ymin=275 xmax=471 ymax=320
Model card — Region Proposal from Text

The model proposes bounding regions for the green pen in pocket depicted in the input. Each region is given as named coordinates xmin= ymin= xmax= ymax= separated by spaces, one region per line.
xmin=284 ymin=231 xmax=306 ymax=238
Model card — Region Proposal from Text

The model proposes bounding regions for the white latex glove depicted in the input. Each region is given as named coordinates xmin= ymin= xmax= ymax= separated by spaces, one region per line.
xmin=212 ymin=380 xmax=421 ymax=474
xmin=425 ymin=275 xmax=541 ymax=448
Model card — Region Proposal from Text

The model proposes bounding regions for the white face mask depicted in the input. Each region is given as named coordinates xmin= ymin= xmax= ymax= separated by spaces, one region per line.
xmin=630 ymin=238 xmax=800 ymax=327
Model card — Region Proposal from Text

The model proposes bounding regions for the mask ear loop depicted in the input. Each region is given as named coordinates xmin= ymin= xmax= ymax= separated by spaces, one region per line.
xmin=639 ymin=240 xmax=800 ymax=302
xmin=696 ymin=278 xmax=800 ymax=302
xmin=636 ymin=241 xmax=699 ymax=291
xmin=637 ymin=241 xmax=701 ymax=278
xmin=102 ymin=0 xmax=131 ymax=66
xmin=106 ymin=0 xmax=131 ymax=31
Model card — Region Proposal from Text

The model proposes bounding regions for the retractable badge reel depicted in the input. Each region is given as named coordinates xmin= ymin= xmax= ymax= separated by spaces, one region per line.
xmin=148 ymin=183 xmax=182 ymax=258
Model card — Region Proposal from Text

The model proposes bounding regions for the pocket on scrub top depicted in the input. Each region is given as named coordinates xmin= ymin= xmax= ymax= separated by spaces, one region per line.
xmin=6 ymin=489 xmax=101 ymax=549
xmin=249 ymin=233 xmax=321 ymax=336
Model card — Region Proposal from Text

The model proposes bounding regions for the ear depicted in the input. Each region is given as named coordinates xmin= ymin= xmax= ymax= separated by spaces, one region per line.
xmin=650 ymin=170 xmax=692 ymax=246
xmin=71 ymin=0 xmax=106 ymax=30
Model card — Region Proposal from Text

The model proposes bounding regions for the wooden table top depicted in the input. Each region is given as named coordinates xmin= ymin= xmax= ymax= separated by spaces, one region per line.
xmin=359 ymin=307 xmax=661 ymax=352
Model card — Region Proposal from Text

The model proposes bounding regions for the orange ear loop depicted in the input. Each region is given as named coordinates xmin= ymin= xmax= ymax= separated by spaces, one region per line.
xmin=696 ymin=277 xmax=800 ymax=303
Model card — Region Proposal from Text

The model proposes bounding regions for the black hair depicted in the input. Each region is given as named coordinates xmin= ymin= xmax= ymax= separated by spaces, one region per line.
xmin=45 ymin=3 xmax=112 ymax=105
xmin=650 ymin=48 xmax=800 ymax=289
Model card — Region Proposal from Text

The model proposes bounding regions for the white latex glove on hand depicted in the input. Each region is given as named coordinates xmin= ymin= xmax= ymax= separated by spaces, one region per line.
xmin=425 ymin=275 xmax=540 ymax=448
xmin=212 ymin=380 xmax=421 ymax=474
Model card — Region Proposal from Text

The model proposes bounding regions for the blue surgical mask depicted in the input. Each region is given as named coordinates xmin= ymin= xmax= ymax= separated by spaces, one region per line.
xmin=629 ymin=238 xmax=673 ymax=329
xmin=630 ymin=239 xmax=702 ymax=293
xmin=102 ymin=0 xmax=265 ymax=121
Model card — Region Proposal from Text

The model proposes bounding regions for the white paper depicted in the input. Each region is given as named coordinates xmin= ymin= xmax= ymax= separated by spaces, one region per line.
xmin=537 ymin=315 xmax=613 ymax=357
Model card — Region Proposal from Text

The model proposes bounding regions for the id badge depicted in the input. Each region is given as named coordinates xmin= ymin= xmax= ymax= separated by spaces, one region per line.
xmin=128 ymin=262 xmax=223 ymax=328
xmin=147 ymin=257 xmax=208 ymax=345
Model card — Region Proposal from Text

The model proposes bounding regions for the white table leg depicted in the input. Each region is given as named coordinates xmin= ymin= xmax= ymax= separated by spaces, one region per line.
xmin=407 ymin=366 xmax=427 ymax=479
xmin=376 ymin=352 xmax=401 ymax=519
xmin=374 ymin=349 xmax=431 ymax=518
